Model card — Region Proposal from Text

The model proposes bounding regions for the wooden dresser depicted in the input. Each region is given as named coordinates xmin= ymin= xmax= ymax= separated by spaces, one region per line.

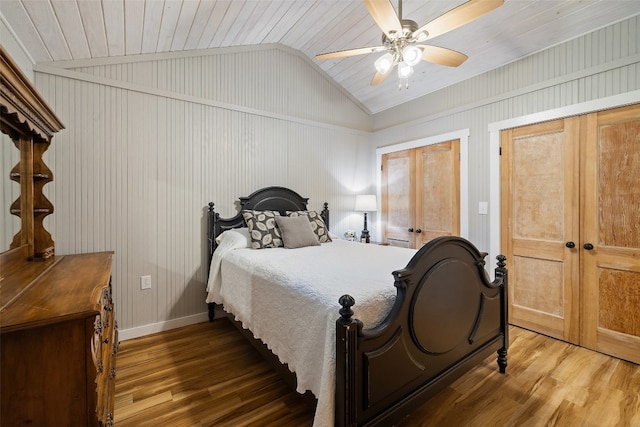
xmin=0 ymin=251 xmax=117 ymax=426
xmin=2 ymin=45 xmax=117 ymax=425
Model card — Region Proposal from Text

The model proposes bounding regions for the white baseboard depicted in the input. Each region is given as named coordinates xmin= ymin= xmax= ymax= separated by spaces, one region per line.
xmin=118 ymin=312 xmax=214 ymax=341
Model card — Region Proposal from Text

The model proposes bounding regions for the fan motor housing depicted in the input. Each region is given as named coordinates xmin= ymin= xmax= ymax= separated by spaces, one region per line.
xmin=382 ymin=19 xmax=419 ymax=44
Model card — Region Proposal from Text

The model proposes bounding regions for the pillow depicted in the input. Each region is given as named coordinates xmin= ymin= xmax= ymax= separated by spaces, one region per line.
xmin=242 ymin=210 xmax=283 ymax=249
xmin=215 ymin=228 xmax=251 ymax=248
xmin=275 ymin=216 xmax=320 ymax=249
xmin=286 ymin=210 xmax=332 ymax=243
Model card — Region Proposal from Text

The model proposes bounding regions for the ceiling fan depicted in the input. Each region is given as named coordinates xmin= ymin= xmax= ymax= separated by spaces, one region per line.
xmin=315 ymin=0 xmax=504 ymax=88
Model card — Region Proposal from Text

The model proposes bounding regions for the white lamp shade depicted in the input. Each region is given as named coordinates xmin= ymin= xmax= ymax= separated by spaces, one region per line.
xmin=374 ymin=53 xmax=394 ymax=74
xmin=397 ymin=61 xmax=414 ymax=78
xmin=403 ymin=45 xmax=422 ymax=66
xmin=414 ymin=30 xmax=428 ymax=42
xmin=354 ymin=194 xmax=378 ymax=212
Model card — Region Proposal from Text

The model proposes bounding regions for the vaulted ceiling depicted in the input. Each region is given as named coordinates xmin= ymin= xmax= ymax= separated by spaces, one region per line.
xmin=2 ymin=0 xmax=639 ymax=114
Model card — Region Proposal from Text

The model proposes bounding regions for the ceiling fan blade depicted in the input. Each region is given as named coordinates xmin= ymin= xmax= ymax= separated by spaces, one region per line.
xmin=370 ymin=66 xmax=393 ymax=85
xmin=364 ymin=0 xmax=402 ymax=38
xmin=413 ymin=0 xmax=503 ymax=41
xmin=418 ymin=45 xmax=468 ymax=67
xmin=316 ymin=45 xmax=386 ymax=60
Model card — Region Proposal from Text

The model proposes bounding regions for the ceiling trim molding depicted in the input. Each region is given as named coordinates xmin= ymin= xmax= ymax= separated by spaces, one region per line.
xmin=36 ymin=43 xmax=289 ymax=68
xmin=0 ymin=12 xmax=36 ymax=66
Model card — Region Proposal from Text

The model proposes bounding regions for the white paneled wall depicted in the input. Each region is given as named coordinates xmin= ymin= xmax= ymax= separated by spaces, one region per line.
xmin=35 ymin=47 xmax=372 ymax=334
xmin=372 ymin=15 xmax=640 ymax=254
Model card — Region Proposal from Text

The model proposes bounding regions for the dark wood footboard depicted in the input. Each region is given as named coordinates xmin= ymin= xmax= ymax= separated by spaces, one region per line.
xmin=335 ymin=236 xmax=508 ymax=427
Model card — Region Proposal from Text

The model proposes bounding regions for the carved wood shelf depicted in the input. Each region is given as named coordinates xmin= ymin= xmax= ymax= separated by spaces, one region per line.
xmin=1 ymin=45 xmax=64 ymax=259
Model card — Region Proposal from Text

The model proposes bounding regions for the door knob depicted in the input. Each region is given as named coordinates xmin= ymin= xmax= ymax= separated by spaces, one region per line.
xmin=583 ymin=243 xmax=594 ymax=250
xmin=415 ymin=229 xmax=422 ymax=234
xmin=565 ymin=241 xmax=575 ymax=248
xmin=408 ymin=228 xmax=414 ymax=232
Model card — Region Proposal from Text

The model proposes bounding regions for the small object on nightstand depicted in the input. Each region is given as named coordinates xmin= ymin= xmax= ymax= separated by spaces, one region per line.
xmin=354 ymin=194 xmax=377 ymax=244
xmin=344 ymin=230 xmax=357 ymax=241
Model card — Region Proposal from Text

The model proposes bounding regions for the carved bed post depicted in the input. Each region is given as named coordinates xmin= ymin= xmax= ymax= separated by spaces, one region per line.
xmin=335 ymin=294 xmax=359 ymax=427
xmin=207 ymin=202 xmax=216 ymax=268
xmin=495 ymin=254 xmax=508 ymax=373
xmin=207 ymin=202 xmax=217 ymax=322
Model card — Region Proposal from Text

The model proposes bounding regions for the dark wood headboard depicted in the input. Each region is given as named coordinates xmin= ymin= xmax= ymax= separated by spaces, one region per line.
xmin=207 ymin=186 xmax=329 ymax=268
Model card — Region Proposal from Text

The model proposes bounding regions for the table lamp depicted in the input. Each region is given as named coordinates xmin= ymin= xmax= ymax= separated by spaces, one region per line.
xmin=354 ymin=194 xmax=377 ymax=243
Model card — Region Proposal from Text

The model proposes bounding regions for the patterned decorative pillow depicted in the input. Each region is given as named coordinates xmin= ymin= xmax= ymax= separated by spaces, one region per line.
xmin=286 ymin=210 xmax=332 ymax=243
xmin=242 ymin=210 xmax=283 ymax=249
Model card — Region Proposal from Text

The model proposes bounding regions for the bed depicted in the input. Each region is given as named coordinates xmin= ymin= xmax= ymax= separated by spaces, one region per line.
xmin=206 ymin=186 xmax=508 ymax=427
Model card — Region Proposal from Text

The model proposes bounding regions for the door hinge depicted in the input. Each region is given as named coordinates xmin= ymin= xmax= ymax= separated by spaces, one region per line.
xmin=499 ymin=146 xmax=502 ymax=156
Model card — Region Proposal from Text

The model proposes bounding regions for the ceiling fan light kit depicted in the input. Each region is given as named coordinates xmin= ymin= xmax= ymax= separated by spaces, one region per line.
xmin=315 ymin=0 xmax=504 ymax=88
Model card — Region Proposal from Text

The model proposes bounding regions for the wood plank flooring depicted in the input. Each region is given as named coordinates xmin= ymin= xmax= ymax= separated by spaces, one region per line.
xmin=115 ymin=319 xmax=640 ymax=426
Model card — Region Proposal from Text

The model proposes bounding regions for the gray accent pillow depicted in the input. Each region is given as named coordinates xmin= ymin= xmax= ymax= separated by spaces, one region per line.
xmin=275 ymin=216 xmax=320 ymax=249
xmin=242 ymin=210 xmax=283 ymax=249
xmin=287 ymin=210 xmax=332 ymax=243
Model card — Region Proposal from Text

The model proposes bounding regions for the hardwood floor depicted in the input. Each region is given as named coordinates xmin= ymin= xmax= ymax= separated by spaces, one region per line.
xmin=115 ymin=319 xmax=640 ymax=426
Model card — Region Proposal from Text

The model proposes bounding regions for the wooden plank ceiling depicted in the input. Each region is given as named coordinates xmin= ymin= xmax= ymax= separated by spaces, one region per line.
xmin=1 ymin=0 xmax=639 ymax=114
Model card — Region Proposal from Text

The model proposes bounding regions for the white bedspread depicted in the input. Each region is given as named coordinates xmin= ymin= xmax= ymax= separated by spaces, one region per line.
xmin=206 ymin=230 xmax=417 ymax=427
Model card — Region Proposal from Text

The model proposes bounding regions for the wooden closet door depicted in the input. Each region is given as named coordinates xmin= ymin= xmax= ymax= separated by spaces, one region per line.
xmin=581 ymin=104 xmax=640 ymax=364
xmin=382 ymin=149 xmax=416 ymax=248
xmin=382 ymin=141 xmax=460 ymax=248
xmin=414 ymin=140 xmax=460 ymax=246
xmin=501 ymin=118 xmax=581 ymax=343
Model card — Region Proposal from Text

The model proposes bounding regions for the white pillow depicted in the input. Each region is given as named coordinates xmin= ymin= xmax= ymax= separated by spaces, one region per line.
xmin=215 ymin=228 xmax=251 ymax=249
